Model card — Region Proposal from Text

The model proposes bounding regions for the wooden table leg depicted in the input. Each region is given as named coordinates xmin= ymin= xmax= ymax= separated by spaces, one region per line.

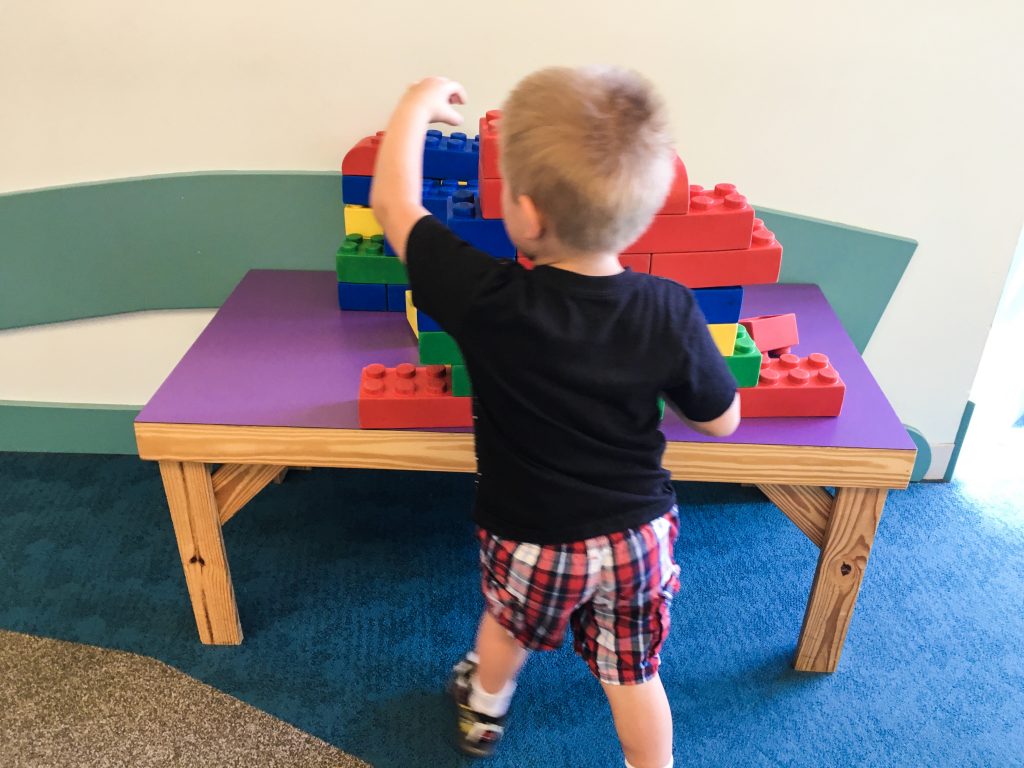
xmin=158 ymin=461 xmax=243 ymax=645
xmin=794 ymin=487 xmax=887 ymax=672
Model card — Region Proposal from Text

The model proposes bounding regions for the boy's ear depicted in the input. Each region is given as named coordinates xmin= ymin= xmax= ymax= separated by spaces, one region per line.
xmin=517 ymin=194 xmax=545 ymax=241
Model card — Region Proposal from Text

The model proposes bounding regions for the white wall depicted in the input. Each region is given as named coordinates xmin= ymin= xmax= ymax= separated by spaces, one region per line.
xmin=2 ymin=0 xmax=1023 ymax=465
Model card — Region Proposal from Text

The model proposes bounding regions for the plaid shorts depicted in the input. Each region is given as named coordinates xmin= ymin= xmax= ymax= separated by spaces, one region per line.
xmin=478 ymin=506 xmax=681 ymax=685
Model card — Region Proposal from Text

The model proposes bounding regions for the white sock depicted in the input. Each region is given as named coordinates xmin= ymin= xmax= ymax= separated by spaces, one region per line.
xmin=466 ymin=650 xmax=479 ymax=664
xmin=468 ymin=672 xmax=516 ymax=718
xmin=625 ymin=759 xmax=673 ymax=768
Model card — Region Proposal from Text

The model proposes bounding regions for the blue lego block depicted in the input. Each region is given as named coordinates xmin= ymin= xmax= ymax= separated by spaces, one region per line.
xmin=384 ymin=237 xmax=396 ymax=257
xmin=446 ymin=190 xmax=516 ymax=258
xmin=418 ymin=309 xmax=443 ymax=332
xmin=386 ymin=283 xmax=408 ymax=312
xmin=342 ymin=175 xmax=372 ymax=206
xmin=422 ymin=179 xmax=479 ymax=219
xmin=423 ymin=130 xmax=480 ymax=181
xmin=338 ymin=281 xmax=387 ymax=311
xmin=693 ymin=286 xmax=743 ymax=324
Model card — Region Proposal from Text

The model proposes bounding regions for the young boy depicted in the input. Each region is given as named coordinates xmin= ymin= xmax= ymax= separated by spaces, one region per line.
xmin=371 ymin=67 xmax=740 ymax=768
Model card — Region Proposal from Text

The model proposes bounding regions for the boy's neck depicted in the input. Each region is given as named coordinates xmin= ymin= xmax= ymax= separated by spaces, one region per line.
xmin=533 ymin=251 xmax=624 ymax=277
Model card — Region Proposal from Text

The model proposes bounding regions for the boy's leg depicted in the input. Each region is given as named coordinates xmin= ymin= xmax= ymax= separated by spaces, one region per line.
xmin=474 ymin=610 xmax=529 ymax=696
xmin=601 ymin=674 xmax=673 ymax=768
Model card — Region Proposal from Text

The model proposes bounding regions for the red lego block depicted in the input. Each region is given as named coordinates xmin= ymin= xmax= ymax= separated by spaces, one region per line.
xmin=649 ymin=219 xmax=782 ymax=288
xmin=626 ymin=183 xmax=755 ymax=254
xmin=358 ymin=363 xmax=472 ymax=428
xmin=342 ymin=132 xmax=384 ymax=176
xmin=659 ymin=155 xmax=690 ymax=215
xmin=619 ymin=253 xmax=651 ymax=273
xmin=480 ymin=177 xmax=503 ymax=219
xmin=740 ymin=312 xmax=799 ymax=354
xmin=517 ymin=252 xmax=535 ymax=270
xmin=739 ymin=353 xmax=845 ymax=417
xmin=479 ymin=110 xmax=502 ymax=179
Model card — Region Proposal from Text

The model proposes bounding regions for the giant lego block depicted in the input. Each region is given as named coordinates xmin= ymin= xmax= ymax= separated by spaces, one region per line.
xmin=626 ymin=184 xmax=755 ymax=253
xmin=358 ymin=363 xmax=472 ymax=428
xmin=342 ymin=175 xmax=372 ymax=206
xmin=479 ymin=177 xmax=503 ymax=219
xmin=707 ymin=323 xmax=738 ymax=356
xmin=739 ymin=353 xmax=846 ymax=417
xmin=338 ymin=282 xmax=387 ymax=311
xmin=724 ymin=325 xmax=761 ymax=387
xmin=740 ymin=312 xmax=799 ymax=354
xmin=405 ymin=290 xmax=419 ymax=338
xmin=478 ymin=110 xmax=501 ymax=179
xmin=404 ymin=290 xmax=442 ymax=336
xmin=419 ymin=331 xmax=464 ymax=365
xmin=451 ymin=364 xmax=473 ymax=397
xmin=336 ymin=234 xmax=407 ymax=284
xmin=342 ymin=132 xmax=383 ymax=176
xmin=619 ymin=253 xmax=651 ymax=273
xmin=423 ymin=179 xmax=479 ymax=219
xmin=693 ymin=286 xmax=743 ymax=324
xmin=659 ymin=155 xmax=690 ymax=215
xmin=386 ymin=284 xmax=408 ymax=312
xmin=447 ymin=191 xmax=516 ymax=257
xmin=344 ymin=205 xmax=383 ymax=238
xmin=649 ymin=220 xmax=783 ymax=288
xmin=423 ymin=130 xmax=479 ymax=180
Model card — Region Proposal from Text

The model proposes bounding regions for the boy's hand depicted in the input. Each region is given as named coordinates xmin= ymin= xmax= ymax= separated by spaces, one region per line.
xmin=371 ymin=76 xmax=468 ymax=263
xmin=401 ymin=77 xmax=468 ymax=126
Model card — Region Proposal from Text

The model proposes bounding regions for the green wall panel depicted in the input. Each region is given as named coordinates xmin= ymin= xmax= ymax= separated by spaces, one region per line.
xmin=0 ymin=402 xmax=139 ymax=454
xmin=1 ymin=172 xmax=343 ymax=330
xmin=758 ymin=207 xmax=917 ymax=352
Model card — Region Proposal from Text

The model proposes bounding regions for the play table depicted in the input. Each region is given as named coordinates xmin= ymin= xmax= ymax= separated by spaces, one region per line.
xmin=135 ymin=270 xmax=915 ymax=672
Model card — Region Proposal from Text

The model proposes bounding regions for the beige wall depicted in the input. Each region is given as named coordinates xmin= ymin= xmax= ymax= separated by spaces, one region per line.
xmin=2 ymin=0 xmax=1023 ymax=468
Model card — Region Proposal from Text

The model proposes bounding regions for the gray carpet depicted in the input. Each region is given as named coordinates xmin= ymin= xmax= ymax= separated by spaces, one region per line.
xmin=0 ymin=629 xmax=370 ymax=768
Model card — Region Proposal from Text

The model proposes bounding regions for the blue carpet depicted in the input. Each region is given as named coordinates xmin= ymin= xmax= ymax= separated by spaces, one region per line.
xmin=1 ymin=452 xmax=1022 ymax=767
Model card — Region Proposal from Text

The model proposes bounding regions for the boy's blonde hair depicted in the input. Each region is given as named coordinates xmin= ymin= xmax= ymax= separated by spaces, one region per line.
xmin=500 ymin=66 xmax=674 ymax=254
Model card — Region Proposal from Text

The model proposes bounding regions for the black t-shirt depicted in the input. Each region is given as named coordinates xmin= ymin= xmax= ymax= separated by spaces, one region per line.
xmin=406 ymin=215 xmax=737 ymax=543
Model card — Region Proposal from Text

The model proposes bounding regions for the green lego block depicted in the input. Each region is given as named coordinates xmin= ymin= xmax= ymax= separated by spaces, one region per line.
xmin=725 ymin=324 xmax=761 ymax=388
xmin=419 ymin=331 xmax=464 ymax=365
xmin=452 ymin=364 xmax=472 ymax=397
xmin=335 ymin=233 xmax=408 ymax=284
xmin=658 ymin=396 xmax=665 ymax=423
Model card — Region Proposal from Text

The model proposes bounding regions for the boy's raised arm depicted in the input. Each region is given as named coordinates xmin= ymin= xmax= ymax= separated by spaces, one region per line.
xmin=370 ymin=77 xmax=468 ymax=263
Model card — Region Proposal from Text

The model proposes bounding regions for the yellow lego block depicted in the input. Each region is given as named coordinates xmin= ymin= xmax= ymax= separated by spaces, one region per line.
xmin=405 ymin=290 xmax=419 ymax=338
xmin=343 ymin=204 xmax=383 ymax=237
xmin=708 ymin=323 xmax=738 ymax=356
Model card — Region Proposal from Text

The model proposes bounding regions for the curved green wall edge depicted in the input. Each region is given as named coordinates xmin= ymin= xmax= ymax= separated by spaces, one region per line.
xmin=1 ymin=172 xmax=343 ymax=330
xmin=1 ymin=174 xmax=915 ymax=353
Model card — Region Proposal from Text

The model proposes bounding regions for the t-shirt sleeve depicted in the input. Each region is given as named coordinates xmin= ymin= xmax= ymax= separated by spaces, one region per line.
xmin=405 ymin=215 xmax=509 ymax=337
xmin=663 ymin=289 xmax=738 ymax=422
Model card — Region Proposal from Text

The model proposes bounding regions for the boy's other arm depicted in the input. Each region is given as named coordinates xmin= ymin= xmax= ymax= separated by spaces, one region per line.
xmin=667 ymin=392 xmax=740 ymax=437
xmin=370 ymin=77 xmax=467 ymax=263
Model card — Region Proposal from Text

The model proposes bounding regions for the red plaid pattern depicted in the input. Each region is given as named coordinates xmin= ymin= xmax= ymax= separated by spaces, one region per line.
xmin=478 ymin=507 xmax=680 ymax=685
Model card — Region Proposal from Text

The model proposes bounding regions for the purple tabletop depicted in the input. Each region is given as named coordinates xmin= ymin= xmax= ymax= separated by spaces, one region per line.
xmin=137 ymin=270 xmax=913 ymax=451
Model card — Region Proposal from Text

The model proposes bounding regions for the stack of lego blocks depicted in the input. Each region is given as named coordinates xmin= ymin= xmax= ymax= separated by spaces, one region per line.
xmin=341 ymin=127 xmax=516 ymax=427
xmin=341 ymin=112 xmax=845 ymax=427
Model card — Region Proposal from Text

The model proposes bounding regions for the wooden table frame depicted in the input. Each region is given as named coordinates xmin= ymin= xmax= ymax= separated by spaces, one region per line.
xmin=137 ymin=421 xmax=914 ymax=673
